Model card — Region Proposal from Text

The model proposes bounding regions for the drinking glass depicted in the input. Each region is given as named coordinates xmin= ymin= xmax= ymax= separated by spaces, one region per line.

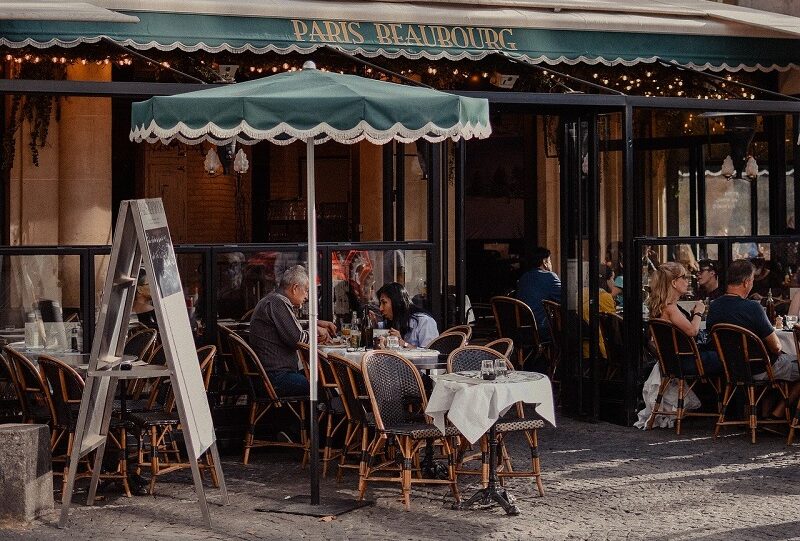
xmin=481 ymin=359 xmax=496 ymax=380
xmin=494 ymin=359 xmax=508 ymax=378
xmin=786 ymin=315 xmax=798 ymax=328
xmin=341 ymin=323 xmax=351 ymax=339
xmin=349 ymin=329 xmax=361 ymax=348
xmin=386 ymin=335 xmax=400 ymax=349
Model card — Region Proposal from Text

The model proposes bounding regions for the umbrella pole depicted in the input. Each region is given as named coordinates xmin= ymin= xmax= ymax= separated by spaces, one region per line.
xmin=306 ymin=137 xmax=320 ymax=506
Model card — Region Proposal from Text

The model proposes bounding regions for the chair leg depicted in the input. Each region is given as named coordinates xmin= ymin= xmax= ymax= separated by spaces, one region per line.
xmin=149 ymin=427 xmax=159 ymax=495
xmin=647 ymin=377 xmax=671 ymax=430
xmin=715 ymin=384 xmax=734 ymax=439
xmin=675 ymin=378 xmax=686 ymax=435
xmin=480 ymin=436 xmax=489 ymax=489
xmin=443 ymin=438 xmax=460 ymax=505
xmin=788 ymin=399 xmax=800 ymax=445
xmin=242 ymin=403 xmax=257 ymax=465
xmin=530 ymin=429 xmax=545 ymax=497
xmin=400 ymin=438 xmax=412 ymax=511
xmin=322 ymin=411 xmax=333 ymax=479
xmin=747 ymin=386 xmax=757 ymax=444
xmin=117 ymin=428 xmax=131 ymax=498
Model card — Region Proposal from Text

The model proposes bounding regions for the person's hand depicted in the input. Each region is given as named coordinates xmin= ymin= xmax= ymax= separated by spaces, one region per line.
xmin=750 ymin=293 xmax=763 ymax=301
xmin=318 ymin=320 xmax=337 ymax=335
xmin=388 ymin=328 xmax=401 ymax=338
xmin=317 ymin=325 xmax=332 ymax=344
xmin=691 ymin=300 xmax=704 ymax=317
xmin=376 ymin=336 xmax=387 ymax=348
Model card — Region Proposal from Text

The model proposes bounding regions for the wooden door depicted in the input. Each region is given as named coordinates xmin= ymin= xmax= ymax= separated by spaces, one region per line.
xmin=145 ymin=149 xmax=188 ymax=243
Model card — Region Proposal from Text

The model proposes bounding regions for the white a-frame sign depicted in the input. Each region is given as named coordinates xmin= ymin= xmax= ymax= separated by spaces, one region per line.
xmin=59 ymin=199 xmax=228 ymax=528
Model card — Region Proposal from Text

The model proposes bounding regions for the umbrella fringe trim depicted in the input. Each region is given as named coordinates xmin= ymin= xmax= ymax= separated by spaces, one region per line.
xmin=130 ymin=119 xmax=492 ymax=145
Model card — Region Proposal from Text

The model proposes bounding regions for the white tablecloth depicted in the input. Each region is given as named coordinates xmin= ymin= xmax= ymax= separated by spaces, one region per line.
xmin=320 ymin=346 xmax=440 ymax=368
xmin=425 ymin=371 xmax=556 ymax=444
xmin=777 ymin=330 xmax=797 ymax=355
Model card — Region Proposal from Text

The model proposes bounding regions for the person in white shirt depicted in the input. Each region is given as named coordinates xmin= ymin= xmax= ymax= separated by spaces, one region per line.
xmin=376 ymin=282 xmax=439 ymax=348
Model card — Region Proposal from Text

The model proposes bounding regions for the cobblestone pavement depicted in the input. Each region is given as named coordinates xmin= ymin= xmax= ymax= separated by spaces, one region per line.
xmin=2 ymin=414 xmax=800 ymax=541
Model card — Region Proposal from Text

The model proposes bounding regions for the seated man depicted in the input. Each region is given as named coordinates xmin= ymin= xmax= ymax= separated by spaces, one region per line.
xmin=697 ymin=259 xmax=723 ymax=301
xmin=706 ymin=259 xmax=800 ymax=417
xmin=249 ymin=265 xmax=337 ymax=397
xmin=516 ymin=246 xmax=561 ymax=340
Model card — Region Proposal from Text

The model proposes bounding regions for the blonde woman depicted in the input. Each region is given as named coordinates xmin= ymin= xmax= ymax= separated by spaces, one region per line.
xmin=647 ymin=262 xmax=722 ymax=375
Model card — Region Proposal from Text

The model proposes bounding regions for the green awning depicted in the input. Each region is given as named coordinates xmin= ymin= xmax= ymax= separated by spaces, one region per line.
xmin=4 ymin=10 xmax=800 ymax=72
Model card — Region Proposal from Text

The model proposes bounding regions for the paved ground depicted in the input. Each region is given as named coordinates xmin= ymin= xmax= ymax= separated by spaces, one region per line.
xmin=2 ymin=413 xmax=800 ymax=541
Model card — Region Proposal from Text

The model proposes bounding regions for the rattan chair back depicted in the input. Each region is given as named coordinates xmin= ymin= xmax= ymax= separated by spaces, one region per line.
xmin=599 ymin=312 xmax=625 ymax=361
xmin=447 ymin=345 xmax=513 ymax=373
xmin=710 ymin=323 xmax=774 ymax=384
xmin=326 ymin=354 xmax=359 ymax=422
xmin=491 ymin=296 xmax=542 ymax=368
xmin=227 ymin=332 xmax=279 ymax=401
xmin=485 ymin=338 xmax=514 ymax=358
xmin=124 ymin=328 xmax=157 ymax=361
xmin=362 ymin=350 xmax=427 ymax=430
xmin=791 ymin=325 xmax=800 ymax=359
xmin=541 ymin=299 xmax=561 ymax=345
xmin=37 ymin=354 xmax=83 ymax=429
xmin=3 ymin=346 xmax=53 ymax=422
xmin=648 ymin=318 xmax=704 ymax=378
xmin=443 ymin=325 xmax=473 ymax=342
xmin=426 ymin=331 xmax=467 ymax=356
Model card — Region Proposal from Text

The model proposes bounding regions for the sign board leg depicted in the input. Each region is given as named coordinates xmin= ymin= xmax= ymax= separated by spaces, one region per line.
xmin=187 ymin=452 xmax=212 ymax=528
xmin=87 ymin=377 xmax=119 ymax=505
xmin=209 ymin=442 xmax=228 ymax=505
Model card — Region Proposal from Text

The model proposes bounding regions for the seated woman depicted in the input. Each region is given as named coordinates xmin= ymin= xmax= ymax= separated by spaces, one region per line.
xmin=376 ymin=282 xmax=439 ymax=348
xmin=646 ymin=262 xmax=722 ymax=375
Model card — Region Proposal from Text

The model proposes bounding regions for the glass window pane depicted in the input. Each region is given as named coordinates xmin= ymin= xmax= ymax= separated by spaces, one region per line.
xmin=331 ymin=249 xmax=428 ymax=320
xmin=706 ymin=174 xmax=751 ymax=236
xmin=403 ymin=143 xmax=429 ymax=241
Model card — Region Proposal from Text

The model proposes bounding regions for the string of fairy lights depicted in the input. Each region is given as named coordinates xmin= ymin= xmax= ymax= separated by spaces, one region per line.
xmin=1 ymin=42 xmax=774 ymax=95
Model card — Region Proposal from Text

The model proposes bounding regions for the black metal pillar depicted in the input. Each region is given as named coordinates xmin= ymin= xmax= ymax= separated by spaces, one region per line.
xmin=429 ymin=144 xmax=443 ymax=323
xmin=767 ymin=115 xmax=787 ymax=234
xmin=622 ymin=104 xmax=639 ymax=426
xmin=455 ymin=141 xmax=466 ymax=325
xmin=395 ymin=142 xmax=406 ymax=241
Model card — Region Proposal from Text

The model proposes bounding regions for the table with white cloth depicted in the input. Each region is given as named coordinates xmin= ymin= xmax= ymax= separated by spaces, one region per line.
xmin=777 ymin=329 xmax=797 ymax=356
xmin=320 ymin=345 xmax=442 ymax=370
xmin=425 ymin=370 xmax=556 ymax=515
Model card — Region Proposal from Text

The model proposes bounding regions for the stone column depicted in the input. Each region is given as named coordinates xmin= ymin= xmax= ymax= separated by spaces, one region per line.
xmin=58 ymin=63 xmax=112 ymax=309
xmin=0 ymin=424 xmax=53 ymax=523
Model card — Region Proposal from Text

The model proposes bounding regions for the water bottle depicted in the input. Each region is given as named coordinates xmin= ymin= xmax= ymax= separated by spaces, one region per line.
xmin=24 ymin=312 xmax=41 ymax=350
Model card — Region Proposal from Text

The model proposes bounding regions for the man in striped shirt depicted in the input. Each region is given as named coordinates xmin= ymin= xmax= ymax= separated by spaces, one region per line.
xmin=250 ymin=265 xmax=337 ymax=397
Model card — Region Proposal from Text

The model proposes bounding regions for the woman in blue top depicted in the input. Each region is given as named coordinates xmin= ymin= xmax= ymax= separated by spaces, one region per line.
xmin=376 ymin=282 xmax=439 ymax=348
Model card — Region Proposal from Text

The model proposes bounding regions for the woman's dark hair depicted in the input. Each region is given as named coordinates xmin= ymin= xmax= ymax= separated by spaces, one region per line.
xmin=376 ymin=282 xmax=425 ymax=336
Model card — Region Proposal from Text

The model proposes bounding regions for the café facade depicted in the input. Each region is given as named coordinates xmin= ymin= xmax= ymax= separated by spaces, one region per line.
xmin=3 ymin=0 xmax=800 ymax=423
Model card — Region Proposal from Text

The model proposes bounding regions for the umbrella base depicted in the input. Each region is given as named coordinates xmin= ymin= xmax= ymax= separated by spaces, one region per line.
xmin=255 ymin=495 xmax=371 ymax=517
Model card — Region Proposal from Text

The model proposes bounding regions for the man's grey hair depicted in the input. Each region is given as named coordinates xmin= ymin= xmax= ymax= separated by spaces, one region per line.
xmin=279 ymin=265 xmax=309 ymax=291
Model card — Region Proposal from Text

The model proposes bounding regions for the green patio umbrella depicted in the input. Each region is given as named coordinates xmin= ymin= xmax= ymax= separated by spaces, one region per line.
xmin=130 ymin=62 xmax=491 ymax=508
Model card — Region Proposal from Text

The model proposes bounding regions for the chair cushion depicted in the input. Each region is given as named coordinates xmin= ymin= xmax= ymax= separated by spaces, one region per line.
xmin=129 ymin=410 xmax=180 ymax=427
xmin=382 ymin=421 xmax=462 ymax=439
xmin=495 ymin=418 xmax=545 ymax=432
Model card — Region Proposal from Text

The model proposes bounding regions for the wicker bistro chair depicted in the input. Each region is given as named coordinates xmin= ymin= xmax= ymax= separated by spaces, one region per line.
xmin=485 ymin=338 xmax=514 ymax=358
xmin=541 ymin=300 xmax=562 ymax=380
xmin=297 ymin=344 xmax=348 ymax=478
xmin=598 ymin=312 xmax=625 ymax=380
xmin=0 ymin=351 xmax=23 ymax=423
xmin=447 ymin=346 xmax=546 ymax=496
xmin=119 ymin=328 xmax=158 ymax=412
xmin=425 ymin=331 xmax=468 ymax=369
xmin=491 ymin=296 xmax=544 ymax=371
xmin=359 ymin=350 xmax=461 ymax=510
xmin=3 ymin=346 xmax=53 ymax=425
xmin=788 ymin=326 xmax=800 ymax=445
xmin=443 ymin=325 xmax=473 ymax=342
xmin=226 ymin=333 xmax=308 ymax=464
xmin=646 ymin=319 xmax=721 ymax=435
xmin=130 ymin=345 xmax=218 ymax=495
xmin=326 ymin=353 xmax=374 ymax=482
xmin=37 ymin=354 xmax=131 ymax=498
xmin=710 ymin=324 xmax=790 ymax=443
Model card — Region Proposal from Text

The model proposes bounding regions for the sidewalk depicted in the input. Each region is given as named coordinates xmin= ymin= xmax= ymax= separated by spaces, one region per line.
xmin=2 ymin=415 xmax=799 ymax=541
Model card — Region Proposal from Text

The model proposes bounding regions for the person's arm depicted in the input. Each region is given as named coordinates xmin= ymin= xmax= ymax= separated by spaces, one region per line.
xmin=412 ymin=315 xmax=440 ymax=348
xmin=268 ymin=301 xmax=308 ymax=347
xmin=666 ymin=304 xmax=701 ymax=337
xmin=764 ymin=331 xmax=782 ymax=355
